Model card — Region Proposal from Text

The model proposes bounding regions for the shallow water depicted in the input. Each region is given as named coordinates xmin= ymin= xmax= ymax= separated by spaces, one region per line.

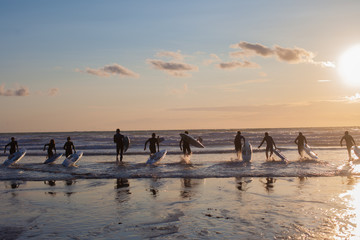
xmin=1 ymin=177 xmax=360 ymax=239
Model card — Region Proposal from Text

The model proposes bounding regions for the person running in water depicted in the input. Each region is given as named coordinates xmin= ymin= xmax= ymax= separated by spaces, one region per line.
xmin=144 ymin=133 xmax=160 ymax=155
xmin=258 ymin=132 xmax=277 ymax=160
xmin=44 ymin=139 xmax=56 ymax=159
xmin=4 ymin=137 xmax=18 ymax=156
xmin=294 ymin=132 xmax=307 ymax=157
xmin=63 ymin=137 xmax=76 ymax=158
xmin=340 ymin=131 xmax=356 ymax=160
xmin=234 ymin=131 xmax=245 ymax=159
xmin=180 ymin=131 xmax=192 ymax=156
xmin=114 ymin=129 xmax=124 ymax=163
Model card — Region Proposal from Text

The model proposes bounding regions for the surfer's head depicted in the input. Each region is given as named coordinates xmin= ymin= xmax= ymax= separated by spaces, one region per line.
xmin=237 ymin=131 xmax=241 ymax=134
xmin=345 ymin=131 xmax=349 ymax=135
xmin=11 ymin=137 xmax=15 ymax=141
xmin=152 ymin=133 xmax=156 ymax=137
xmin=50 ymin=139 xmax=55 ymax=144
xmin=265 ymin=132 xmax=269 ymax=136
xmin=299 ymin=132 xmax=303 ymax=136
xmin=116 ymin=129 xmax=120 ymax=133
xmin=185 ymin=131 xmax=189 ymax=134
xmin=67 ymin=137 xmax=71 ymax=141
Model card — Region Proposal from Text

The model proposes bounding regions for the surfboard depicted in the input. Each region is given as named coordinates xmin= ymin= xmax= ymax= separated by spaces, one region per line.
xmin=146 ymin=149 xmax=167 ymax=165
xmin=180 ymin=133 xmax=205 ymax=148
xmin=241 ymin=140 xmax=252 ymax=162
xmin=353 ymin=146 xmax=360 ymax=158
xmin=303 ymin=143 xmax=319 ymax=160
xmin=273 ymin=148 xmax=287 ymax=162
xmin=44 ymin=153 xmax=63 ymax=164
xmin=3 ymin=149 xmax=26 ymax=167
xmin=124 ymin=136 xmax=130 ymax=152
xmin=62 ymin=151 xmax=83 ymax=167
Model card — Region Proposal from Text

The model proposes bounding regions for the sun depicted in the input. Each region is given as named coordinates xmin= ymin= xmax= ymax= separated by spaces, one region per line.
xmin=338 ymin=45 xmax=360 ymax=87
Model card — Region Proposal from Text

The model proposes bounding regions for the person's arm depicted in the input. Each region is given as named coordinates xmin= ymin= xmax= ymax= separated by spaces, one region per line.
xmin=43 ymin=144 xmax=47 ymax=151
xmin=144 ymin=139 xmax=149 ymax=150
xmin=54 ymin=145 xmax=57 ymax=153
xmin=63 ymin=143 xmax=66 ymax=150
xmin=340 ymin=136 xmax=344 ymax=147
xmin=157 ymin=140 xmax=159 ymax=152
xmin=294 ymin=136 xmax=298 ymax=145
xmin=72 ymin=143 xmax=76 ymax=153
xmin=258 ymin=138 xmax=265 ymax=148
xmin=179 ymin=139 xmax=183 ymax=150
xmin=272 ymin=138 xmax=277 ymax=149
xmin=304 ymin=137 xmax=308 ymax=145
xmin=4 ymin=143 xmax=9 ymax=153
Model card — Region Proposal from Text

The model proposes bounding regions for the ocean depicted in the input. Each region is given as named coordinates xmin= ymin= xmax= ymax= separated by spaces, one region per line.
xmin=1 ymin=127 xmax=360 ymax=239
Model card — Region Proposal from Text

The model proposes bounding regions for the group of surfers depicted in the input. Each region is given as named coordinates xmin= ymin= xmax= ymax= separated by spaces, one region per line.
xmin=3 ymin=129 xmax=357 ymax=164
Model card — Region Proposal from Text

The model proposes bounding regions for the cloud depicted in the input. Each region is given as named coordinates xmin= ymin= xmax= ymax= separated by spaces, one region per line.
xmin=203 ymin=54 xmax=222 ymax=65
xmin=0 ymin=85 xmax=30 ymax=97
xmin=48 ymin=88 xmax=59 ymax=96
xmin=147 ymin=59 xmax=198 ymax=77
xmin=79 ymin=63 xmax=139 ymax=78
xmin=230 ymin=41 xmax=335 ymax=68
xmin=156 ymin=50 xmax=184 ymax=61
xmin=167 ymin=83 xmax=189 ymax=96
xmin=217 ymin=60 xmax=260 ymax=70
xmin=345 ymin=93 xmax=360 ymax=102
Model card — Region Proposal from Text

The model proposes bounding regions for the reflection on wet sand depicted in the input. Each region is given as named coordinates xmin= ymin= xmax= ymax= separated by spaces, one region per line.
xmin=260 ymin=177 xmax=276 ymax=193
xmin=235 ymin=177 xmax=252 ymax=191
xmin=115 ymin=178 xmax=131 ymax=203
xmin=180 ymin=178 xmax=203 ymax=199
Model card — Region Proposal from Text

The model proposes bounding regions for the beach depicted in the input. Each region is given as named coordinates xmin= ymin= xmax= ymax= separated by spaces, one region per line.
xmin=1 ymin=127 xmax=360 ymax=239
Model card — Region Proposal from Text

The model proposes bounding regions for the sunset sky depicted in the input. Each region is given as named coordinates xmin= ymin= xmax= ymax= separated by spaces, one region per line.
xmin=1 ymin=1 xmax=360 ymax=132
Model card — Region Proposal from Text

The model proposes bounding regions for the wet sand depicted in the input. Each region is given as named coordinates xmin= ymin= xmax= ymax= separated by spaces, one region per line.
xmin=1 ymin=176 xmax=360 ymax=239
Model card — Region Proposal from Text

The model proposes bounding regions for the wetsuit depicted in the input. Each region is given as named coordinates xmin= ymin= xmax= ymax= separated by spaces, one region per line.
xmin=259 ymin=136 xmax=276 ymax=157
xmin=44 ymin=142 xmax=56 ymax=158
xmin=114 ymin=133 xmax=124 ymax=161
xmin=234 ymin=134 xmax=245 ymax=152
xmin=5 ymin=141 xmax=18 ymax=155
xmin=294 ymin=135 xmax=307 ymax=155
xmin=180 ymin=138 xmax=191 ymax=156
xmin=64 ymin=141 xmax=75 ymax=157
xmin=144 ymin=137 xmax=159 ymax=154
xmin=341 ymin=135 xmax=356 ymax=151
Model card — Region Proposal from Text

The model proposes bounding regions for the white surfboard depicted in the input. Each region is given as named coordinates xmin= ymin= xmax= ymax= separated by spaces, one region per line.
xmin=353 ymin=146 xmax=360 ymax=158
xmin=180 ymin=133 xmax=205 ymax=148
xmin=146 ymin=150 xmax=167 ymax=165
xmin=62 ymin=151 xmax=83 ymax=167
xmin=241 ymin=141 xmax=252 ymax=162
xmin=303 ymin=143 xmax=319 ymax=160
xmin=44 ymin=153 xmax=63 ymax=164
xmin=273 ymin=148 xmax=287 ymax=162
xmin=3 ymin=149 xmax=26 ymax=167
xmin=124 ymin=136 xmax=130 ymax=152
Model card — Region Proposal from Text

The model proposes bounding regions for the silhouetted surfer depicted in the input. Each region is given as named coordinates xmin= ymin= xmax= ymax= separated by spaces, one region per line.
xmin=258 ymin=132 xmax=277 ymax=160
xmin=44 ymin=139 xmax=57 ymax=158
xmin=63 ymin=137 xmax=76 ymax=158
xmin=294 ymin=132 xmax=307 ymax=157
xmin=4 ymin=137 xmax=18 ymax=156
xmin=114 ymin=129 xmax=124 ymax=163
xmin=340 ymin=131 xmax=356 ymax=160
xmin=234 ymin=131 xmax=245 ymax=159
xmin=144 ymin=133 xmax=159 ymax=155
xmin=180 ymin=131 xmax=192 ymax=156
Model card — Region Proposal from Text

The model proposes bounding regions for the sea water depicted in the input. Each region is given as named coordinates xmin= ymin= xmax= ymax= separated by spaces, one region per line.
xmin=1 ymin=127 xmax=360 ymax=239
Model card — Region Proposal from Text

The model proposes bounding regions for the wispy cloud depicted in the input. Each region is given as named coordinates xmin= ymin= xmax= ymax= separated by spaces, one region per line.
xmin=230 ymin=41 xmax=335 ymax=68
xmin=167 ymin=83 xmax=189 ymax=96
xmin=0 ymin=85 xmax=30 ymax=97
xmin=48 ymin=88 xmax=59 ymax=96
xmin=147 ymin=59 xmax=198 ymax=77
xmin=203 ymin=54 xmax=221 ymax=65
xmin=156 ymin=50 xmax=184 ymax=61
xmin=217 ymin=60 xmax=260 ymax=70
xmin=346 ymin=93 xmax=360 ymax=102
xmin=78 ymin=63 xmax=139 ymax=78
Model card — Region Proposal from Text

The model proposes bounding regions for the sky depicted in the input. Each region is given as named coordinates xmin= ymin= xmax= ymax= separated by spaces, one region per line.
xmin=1 ymin=0 xmax=360 ymax=132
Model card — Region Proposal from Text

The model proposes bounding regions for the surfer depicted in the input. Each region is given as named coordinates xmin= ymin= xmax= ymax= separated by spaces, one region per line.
xmin=234 ymin=131 xmax=245 ymax=159
xmin=63 ymin=137 xmax=76 ymax=158
xmin=258 ymin=132 xmax=277 ymax=160
xmin=340 ymin=131 xmax=356 ymax=160
xmin=114 ymin=129 xmax=124 ymax=163
xmin=4 ymin=137 xmax=18 ymax=155
xmin=43 ymin=139 xmax=56 ymax=159
xmin=180 ymin=131 xmax=192 ymax=156
xmin=144 ymin=133 xmax=160 ymax=155
xmin=294 ymin=132 xmax=307 ymax=157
